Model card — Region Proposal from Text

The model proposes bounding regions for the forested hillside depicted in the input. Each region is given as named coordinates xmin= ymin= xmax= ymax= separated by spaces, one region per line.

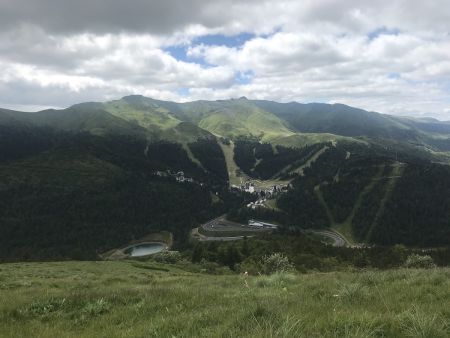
xmin=275 ymin=143 xmax=450 ymax=247
xmin=0 ymin=129 xmax=232 ymax=261
xmin=1 ymin=95 xmax=450 ymax=261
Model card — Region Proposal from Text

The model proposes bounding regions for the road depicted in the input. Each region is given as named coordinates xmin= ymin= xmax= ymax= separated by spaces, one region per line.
xmin=305 ymin=229 xmax=348 ymax=247
xmin=191 ymin=215 xmax=274 ymax=242
xmin=194 ymin=215 xmax=349 ymax=246
xmin=191 ymin=227 xmax=252 ymax=241
xmin=201 ymin=215 xmax=273 ymax=233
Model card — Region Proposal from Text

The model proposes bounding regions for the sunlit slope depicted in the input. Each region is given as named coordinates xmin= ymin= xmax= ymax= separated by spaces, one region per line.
xmin=103 ymin=96 xmax=180 ymax=131
xmin=183 ymin=98 xmax=294 ymax=141
xmin=3 ymin=95 xmax=450 ymax=152
xmin=0 ymin=105 xmax=148 ymax=137
xmin=103 ymin=96 xmax=295 ymax=141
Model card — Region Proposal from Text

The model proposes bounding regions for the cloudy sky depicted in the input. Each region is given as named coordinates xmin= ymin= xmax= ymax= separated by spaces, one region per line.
xmin=1 ymin=0 xmax=449 ymax=119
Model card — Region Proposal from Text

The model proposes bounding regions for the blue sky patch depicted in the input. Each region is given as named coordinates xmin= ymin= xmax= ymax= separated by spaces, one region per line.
xmin=235 ymin=71 xmax=254 ymax=85
xmin=176 ymin=87 xmax=190 ymax=97
xmin=368 ymin=27 xmax=400 ymax=40
xmin=164 ymin=45 xmax=189 ymax=62
xmin=194 ymin=33 xmax=255 ymax=47
xmin=387 ymin=72 xmax=401 ymax=79
xmin=164 ymin=33 xmax=255 ymax=65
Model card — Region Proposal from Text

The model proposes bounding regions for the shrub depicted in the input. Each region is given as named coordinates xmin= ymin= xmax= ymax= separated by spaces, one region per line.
xmin=199 ymin=260 xmax=231 ymax=274
xmin=153 ymin=251 xmax=182 ymax=264
xmin=404 ymin=254 xmax=436 ymax=269
xmin=261 ymin=253 xmax=294 ymax=275
xmin=237 ymin=258 xmax=262 ymax=275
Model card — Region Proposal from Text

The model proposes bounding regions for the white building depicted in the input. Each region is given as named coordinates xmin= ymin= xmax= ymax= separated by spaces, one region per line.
xmin=248 ymin=219 xmax=278 ymax=229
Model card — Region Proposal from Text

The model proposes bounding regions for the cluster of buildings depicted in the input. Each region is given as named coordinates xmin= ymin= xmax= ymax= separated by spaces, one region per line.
xmin=230 ymin=181 xmax=292 ymax=210
xmin=246 ymin=199 xmax=266 ymax=210
xmin=155 ymin=170 xmax=194 ymax=183
xmin=231 ymin=181 xmax=291 ymax=198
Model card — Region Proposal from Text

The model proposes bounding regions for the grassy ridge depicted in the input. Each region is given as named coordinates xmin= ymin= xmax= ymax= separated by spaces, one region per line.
xmin=0 ymin=261 xmax=448 ymax=337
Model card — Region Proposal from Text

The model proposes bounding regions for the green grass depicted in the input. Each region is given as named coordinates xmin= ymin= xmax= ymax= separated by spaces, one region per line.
xmin=289 ymin=145 xmax=329 ymax=176
xmin=314 ymin=184 xmax=355 ymax=245
xmin=263 ymin=198 xmax=280 ymax=211
xmin=104 ymin=100 xmax=180 ymax=131
xmin=0 ymin=261 xmax=448 ymax=337
xmin=196 ymin=101 xmax=294 ymax=141
xmin=314 ymin=164 xmax=400 ymax=246
xmin=271 ymin=133 xmax=365 ymax=149
xmin=365 ymin=163 xmax=405 ymax=242
xmin=219 ymin=140 xmax=250 ymax=186
xmin=219 ymin=140 xmax=292 ymax=188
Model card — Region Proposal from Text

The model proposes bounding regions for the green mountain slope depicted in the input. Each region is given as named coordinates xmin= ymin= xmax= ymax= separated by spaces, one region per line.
xmin=100 ymin=96 xmax=294 ymax=141
xmin=5 ymin=96 xmax=450 ymax=153
xmin=253 ymin=101 xmax=413 ymax=138
xmin=182 ymin=98 xmax=294 ymax=141
xmin=1 ymin=106 xmax=148 ymax=137
xmin=253 ymin=100 xmax=450 ymax=153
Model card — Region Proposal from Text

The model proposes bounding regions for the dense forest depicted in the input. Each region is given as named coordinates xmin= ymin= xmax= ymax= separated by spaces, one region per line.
xmin=188 ymin=138 xmax=229 ymax=183
xmin=233 ymin=139 xmax=323 ymax=180
xmin=0 ymin=131 xmax=233 ymax=261
xmin=372 ymin=163 xmax=450 ymax=246
xmin=274 ymin=143 xmax=450 ymax=247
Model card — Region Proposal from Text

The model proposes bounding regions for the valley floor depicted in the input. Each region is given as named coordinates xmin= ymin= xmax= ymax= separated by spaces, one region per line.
xmin=0 ymin=261 xmax=449 ymax=337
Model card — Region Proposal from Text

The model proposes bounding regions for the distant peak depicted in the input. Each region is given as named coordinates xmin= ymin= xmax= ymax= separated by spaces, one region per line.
xmin=121 ymin=95 xmax=158 ymax=106
xmin=122 ymin=94 xmax=145 ymax=100
xmin=238 ymin=96 xmax=248 ymax=100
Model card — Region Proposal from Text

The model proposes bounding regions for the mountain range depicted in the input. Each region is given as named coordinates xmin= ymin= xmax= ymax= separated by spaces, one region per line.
xmin=3 ymin=95 xmax=450 ymax=152
xmin=1 ymin=95 xmax=450 ymax=261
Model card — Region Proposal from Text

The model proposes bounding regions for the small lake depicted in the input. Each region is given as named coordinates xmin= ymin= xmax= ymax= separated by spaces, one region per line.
xmin=124 ymin=242 xmax=166 ymax=257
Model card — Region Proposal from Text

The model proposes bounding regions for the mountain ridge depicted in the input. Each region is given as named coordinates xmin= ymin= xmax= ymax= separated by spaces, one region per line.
xmin=3 ymin=95 xmax=450 ymax=153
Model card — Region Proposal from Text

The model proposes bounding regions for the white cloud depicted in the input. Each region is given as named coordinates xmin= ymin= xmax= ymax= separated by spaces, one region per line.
xmin=0 ymin=0 xmax=448 ymax=118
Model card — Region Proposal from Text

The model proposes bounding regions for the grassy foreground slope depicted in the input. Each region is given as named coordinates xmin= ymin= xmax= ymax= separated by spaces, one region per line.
xmin=0 ymin=261 xmax=448 ymax=337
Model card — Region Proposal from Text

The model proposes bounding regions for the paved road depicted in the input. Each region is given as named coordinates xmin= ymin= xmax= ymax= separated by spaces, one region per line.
xmin=194 ymin=215 xmax=349 ymax=246
xmin=201 ymin=215 xmax=272 ymax=233
xmin=191 ymin=215 xmax=273 ymax=242
xmin=306 ymin=229 xmax=348 ymax=247
xmin=191 ymin=227 xmax=252 ymax=241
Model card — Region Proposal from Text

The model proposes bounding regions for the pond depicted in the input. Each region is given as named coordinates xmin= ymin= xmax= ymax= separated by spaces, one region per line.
xmin=124 ymin=242 xmax=166 ymax=257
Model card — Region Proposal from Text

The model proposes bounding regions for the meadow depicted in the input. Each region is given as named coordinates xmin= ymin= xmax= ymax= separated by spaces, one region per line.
xmin=0 ymin=260 xmax=448 ymax=337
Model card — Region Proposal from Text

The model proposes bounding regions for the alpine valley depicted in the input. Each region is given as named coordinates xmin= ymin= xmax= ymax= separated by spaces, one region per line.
xmin=1 ymin=95 xmax=450 ymax=261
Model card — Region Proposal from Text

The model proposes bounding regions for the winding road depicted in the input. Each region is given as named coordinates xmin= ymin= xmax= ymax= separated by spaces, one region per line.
xmin=192 ymin=215 xmax=350 ymax=247
xmin=305 ymin=229 xmax=349 ymax=247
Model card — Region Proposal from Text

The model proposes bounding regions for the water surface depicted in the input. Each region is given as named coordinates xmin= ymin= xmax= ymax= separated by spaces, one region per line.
xmin=125 ymin=242 xmax=165 ymax=257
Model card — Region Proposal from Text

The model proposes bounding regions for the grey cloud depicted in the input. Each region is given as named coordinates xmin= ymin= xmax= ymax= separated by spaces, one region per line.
xmin=0 ymin=27 xmax=94 ymax=70
xmin=0 ymin=0 xmax=448 ymax=37
xmin=0 ymin=0 xmax=257 ymax=35
xmin=0 ymin=78 xmax=122 ymax=108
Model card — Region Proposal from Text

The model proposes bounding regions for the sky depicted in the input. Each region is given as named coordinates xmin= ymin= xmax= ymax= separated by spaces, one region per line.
xmin=0 ymin=0 xmax=449 ymax=119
